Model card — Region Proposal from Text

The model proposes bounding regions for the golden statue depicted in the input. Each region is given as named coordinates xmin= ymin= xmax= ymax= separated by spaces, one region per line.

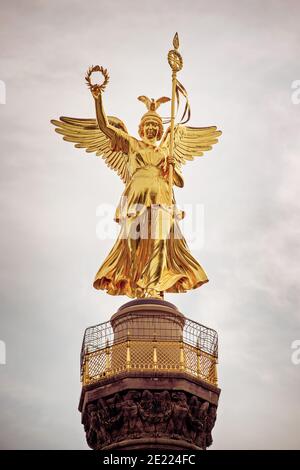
xmin=51 ymin=34 xmax=221 ymax=299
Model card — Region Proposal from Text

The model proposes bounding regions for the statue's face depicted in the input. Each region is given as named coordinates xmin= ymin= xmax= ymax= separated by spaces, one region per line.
xmin=143 ymin=120 xmax=160 ymax=141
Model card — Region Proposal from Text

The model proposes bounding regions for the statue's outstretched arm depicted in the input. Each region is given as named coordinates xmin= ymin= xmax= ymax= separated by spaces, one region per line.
xmin=94 ymin=93 xmax=116 ymax=141
xmin=92 ymin=90 xmax=130 ymax=155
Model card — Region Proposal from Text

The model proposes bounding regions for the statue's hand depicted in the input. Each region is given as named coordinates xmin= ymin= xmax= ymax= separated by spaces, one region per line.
xmin=91 ymin=84 xmax=102 ymax=100
xmin=160 ymin=161 xmax=167 ymax=179
xmin=160 ymin=157 xmax=174 ymax=179
xmin=86 ymin=65 xmax=109 ymax=98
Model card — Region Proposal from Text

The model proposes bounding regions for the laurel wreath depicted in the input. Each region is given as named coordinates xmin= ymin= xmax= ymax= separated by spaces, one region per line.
xmin=85 ymin=65 xmax=110 ymax=93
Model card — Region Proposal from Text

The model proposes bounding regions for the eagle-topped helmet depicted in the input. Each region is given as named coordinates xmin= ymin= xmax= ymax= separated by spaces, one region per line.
xmin=138 ymin=96 xmax=170 ymax=139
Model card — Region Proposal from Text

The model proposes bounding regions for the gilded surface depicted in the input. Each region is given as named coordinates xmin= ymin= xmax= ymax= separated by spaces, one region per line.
xmin=51 ymin=34 xmax=221 ymax=299
xmin=83 ymin=340 xmax=218 ymax=387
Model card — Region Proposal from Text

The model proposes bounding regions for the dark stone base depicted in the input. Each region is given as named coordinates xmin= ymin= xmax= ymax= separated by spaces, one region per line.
xmin=79 ymin=372 xmax=220 ymax=450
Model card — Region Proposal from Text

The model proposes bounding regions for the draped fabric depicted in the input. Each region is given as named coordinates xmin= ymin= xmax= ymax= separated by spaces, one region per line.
xmin=93 ymin=134 xmax=208 ymax=298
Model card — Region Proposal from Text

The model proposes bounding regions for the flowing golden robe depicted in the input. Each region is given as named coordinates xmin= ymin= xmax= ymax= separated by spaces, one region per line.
xmin=93 ymin=131 xmax=208 ymax=297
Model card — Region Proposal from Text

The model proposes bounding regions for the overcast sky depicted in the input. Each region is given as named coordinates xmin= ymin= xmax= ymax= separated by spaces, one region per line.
xmin=0 ymin=0 xmax=300 ymax=449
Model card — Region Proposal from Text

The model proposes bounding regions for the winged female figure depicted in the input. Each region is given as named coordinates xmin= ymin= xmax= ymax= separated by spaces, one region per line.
xmin=51 ymin=72 xmax=221 ymax=299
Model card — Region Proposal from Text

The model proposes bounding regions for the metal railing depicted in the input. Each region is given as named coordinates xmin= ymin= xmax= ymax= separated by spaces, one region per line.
xmin=81 ymin=315 xmax=218 ymax=386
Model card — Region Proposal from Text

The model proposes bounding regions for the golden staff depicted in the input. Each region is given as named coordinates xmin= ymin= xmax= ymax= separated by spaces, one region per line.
xmin=167 ymin=33 xmax=183 ymax=206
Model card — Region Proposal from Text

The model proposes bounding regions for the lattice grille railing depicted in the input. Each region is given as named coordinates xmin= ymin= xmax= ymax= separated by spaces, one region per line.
xmin=83 ymin=339 xmax=217 ymax=386
xmin=81 ymin=311 xmax=218 ymax=386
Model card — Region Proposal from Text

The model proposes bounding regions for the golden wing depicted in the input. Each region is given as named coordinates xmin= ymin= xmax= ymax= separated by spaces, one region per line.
xmin=160 ymin=124 xmax=222 ymax=167
xmin=51 ymin=116 xmax=130 ymax=184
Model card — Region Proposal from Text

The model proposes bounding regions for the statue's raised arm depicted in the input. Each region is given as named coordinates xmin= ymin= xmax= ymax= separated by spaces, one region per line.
xmin=51 ymin=66 xmax=131 ymax=184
